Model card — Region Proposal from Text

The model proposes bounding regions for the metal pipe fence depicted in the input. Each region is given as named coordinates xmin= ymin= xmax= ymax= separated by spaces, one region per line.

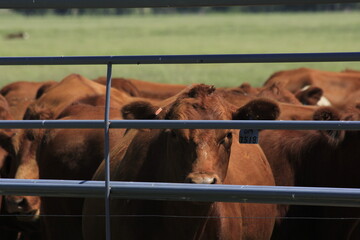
xmin=0 ymin=119 xmax=359 ymax=130
xmin=2 ymin=179 xmax=360 ymax=208
xmin=1 ymin=0 xmax=360 ymax=9
xmin=1 ymin=52 xmax=360 ymax=65
xmin=1 ymin=1 xmax=360 ymax=239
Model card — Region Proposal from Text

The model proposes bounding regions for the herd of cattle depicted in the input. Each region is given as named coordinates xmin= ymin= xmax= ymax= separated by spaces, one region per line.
xmin=0 ymin=67 xmax=358 ymax=240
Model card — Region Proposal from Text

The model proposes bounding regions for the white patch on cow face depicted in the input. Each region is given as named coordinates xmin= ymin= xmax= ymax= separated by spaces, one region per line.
xmin=301 ymin=85 xmax=331 ymax=106
xmin=317 ymin=96 xmax=332 ymax=106
xmin=301 ymin=85 xmax=310 ymax=91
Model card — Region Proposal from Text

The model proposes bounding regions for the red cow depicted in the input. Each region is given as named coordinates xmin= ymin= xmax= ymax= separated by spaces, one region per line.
xmin=226 ymin=82 xmax=302 ymax=104
xmin=263 ymin=68 xmax=360 ymax=107
xmin=36 ymin=102 xmax=126 ymax=240
xmin=342 ymin=68 xmax=360 ymax=74
xmin=3 ymin=77 xmax=178 ymax=240
xmin=93 ymin=77 xmax=141 ymax=97
xmin=259 ymin=106 xmax=360 ymax=240
xmin=83 ymin=84 xmax=279 ymax=240
xmin=220 ymin=87 xmax=321 ymax=120
xmin=23 ymin=74 xmax=132 ymax=120
xmin=222 ymin=81 xmax=327 ymax=106
xmin=0 ymin=95 xmax=40 ymax=240
xmin=2 ymin=74 xmax=135 ymax=223
xmin=0 ymin=80 xmax=57 ymax=120
xmin=94 ymin=77 xmax=188 ymax=100
xmin=31 ymin=86 xmax=190 ymax=240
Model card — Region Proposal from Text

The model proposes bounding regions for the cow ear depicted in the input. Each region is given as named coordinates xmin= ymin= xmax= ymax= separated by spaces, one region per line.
xmin=23 ymin=105 xmax=55 ymax=120
xmin=232 ymin=98 xmax=280 ymax=121
xmin=239 ymin=83 xmax=252 ymax=91
xmin=35 ymin=81 xmax=57 ymax=99
xmin=295 ymin=87 xmax=323 ymax=105
xmin=0 ymin=106 xmax=13 ymax=120
xmin=121 ymin=101 xmax=160 ymax=120
xmin=313 ymin=107 xmax=345 ymax=145
xmin=113 ymin=79 xmax=140 ymax=97
xmin=268 ymin=83 xmax=280 ymax=95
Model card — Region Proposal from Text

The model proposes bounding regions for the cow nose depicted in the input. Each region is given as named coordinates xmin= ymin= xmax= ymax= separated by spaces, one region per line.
xmin=185 ymin=172 xmax=220 ymax=184
xmin=6 ymin=196 xmax=28 ymax=213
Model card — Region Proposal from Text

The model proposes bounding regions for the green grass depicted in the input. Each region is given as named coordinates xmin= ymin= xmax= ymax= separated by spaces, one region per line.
xmin=0 ymin=11 xmax=360 ymax=88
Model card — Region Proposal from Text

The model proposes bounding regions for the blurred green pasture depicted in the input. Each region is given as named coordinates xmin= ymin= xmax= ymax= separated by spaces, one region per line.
xmin=0 ymin=11 xmax=359 ymax=88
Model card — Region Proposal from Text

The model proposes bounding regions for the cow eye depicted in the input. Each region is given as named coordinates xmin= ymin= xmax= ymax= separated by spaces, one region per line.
xmin=226 ymin=132 xmax=232 ymax=139
xmin=219 ymin=132 xmax=232 ymax=145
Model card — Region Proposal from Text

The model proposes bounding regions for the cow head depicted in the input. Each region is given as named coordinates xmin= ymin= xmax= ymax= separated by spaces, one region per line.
xmin=257 ymin=83 xmax=301 ymax=105
xmin=313 ymin=106 xmax=345 ymax=146
xmin=122 ymin=84 xmax=280 ymax=184
xmin=295 ymin=86 xmax=325 ymax=106
xmin=35 ymin=81 xmax=58 ymax=99
xmin=0 ymin=128 xmax=41 ymax=222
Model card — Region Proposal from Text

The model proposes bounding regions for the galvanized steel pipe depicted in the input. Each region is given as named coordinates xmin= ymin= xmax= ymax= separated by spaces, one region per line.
xmin=0 ymin=0 xmax=359 ymax=9
xmin=1 ymin=179 xmax=360 ymax=208
xmin=0 ymin=53 xmax=360 ymax=65
xmin=0 ymin=120 xmax=359 ymax=130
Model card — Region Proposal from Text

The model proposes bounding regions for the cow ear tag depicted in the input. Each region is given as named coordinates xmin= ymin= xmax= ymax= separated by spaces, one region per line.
xmin=239 ymin=129 xmax=259 ymax=144
xmin=155 ymin=107 xmax=163 ymax=116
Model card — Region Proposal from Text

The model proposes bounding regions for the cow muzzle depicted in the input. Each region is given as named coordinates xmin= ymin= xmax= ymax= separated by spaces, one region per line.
xmin=185 ymin=172 xmax=221 ymax=184
xmin=5 ymin=196 xmax=40 ymax=222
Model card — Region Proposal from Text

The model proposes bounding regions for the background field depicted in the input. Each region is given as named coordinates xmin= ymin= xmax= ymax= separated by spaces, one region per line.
xmin=0 ymin=11 xmax=359 ymax=88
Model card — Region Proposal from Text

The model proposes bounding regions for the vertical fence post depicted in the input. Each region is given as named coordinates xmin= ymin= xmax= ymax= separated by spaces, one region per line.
xmin=104 ymin=63 xmax=112 ymax=240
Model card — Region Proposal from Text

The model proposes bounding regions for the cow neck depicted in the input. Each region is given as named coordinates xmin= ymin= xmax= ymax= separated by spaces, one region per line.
xmin=111 ymin=128 xmax=221 ymax=240
xmin=112 ymin=128 xmax=162 ymax=182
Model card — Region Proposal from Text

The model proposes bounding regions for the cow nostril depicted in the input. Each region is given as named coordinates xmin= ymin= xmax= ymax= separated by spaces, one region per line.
xmin=211 ymin=178 xmax=217 ymax=184
xmin=17 ymin=198 xmax=28 ymax=209
xmin=6 ymin=197 xmax=28 ymax=212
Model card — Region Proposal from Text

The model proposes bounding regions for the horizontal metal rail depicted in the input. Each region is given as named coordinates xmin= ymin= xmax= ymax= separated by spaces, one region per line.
xmin=0 ymin=179 xmax=360 ymax=207
xmin=1 ymin=0 xmax=359 ymax=9
xmin=0 ymin=120 xmax=359 ymax=130
xmin=1 ymin=52 xmax=360 ymax=65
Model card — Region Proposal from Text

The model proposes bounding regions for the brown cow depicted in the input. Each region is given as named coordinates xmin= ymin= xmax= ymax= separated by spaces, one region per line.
xmin=259 ymin=107 xmax=360 ymax=240
xmin=83 ymin=84 xmax=279 ymax=240
xmin=0 ymin=95 xmax=40 ymax=240
xmin=3 ymin=76 xmax=178 ymax=239
xmin=294 ymin=86 xmax=324 ymax=105
xmin=0 ymin=94 xmax=13 ymax=180
xmin=0 ymin=94 xmax=14 ymax=193
xmin=35 ymin=102 xmax=126 ymax=240
xmin=219 ymin=81 xmax=330 ymax=109
xmin=4 ymin=32 xmax=29 ymax=40
xmin=2 ymin=73 xmax=136 ymax=222
xmin=263 ymin=68 xmax=360 ymax=107
xmin=0 ymin=96 xmax=14 ymax=228
xmin=23 ymin=74 xmax=126 ymax=120
xmin=229 ymin=82 xmax=302 ymax=105
xmin=93 ymin=77 xmax=141 ymax=97
xmin=0 ymin=95 xmax=18 ymax=239
xmin=94 ymin=76 xmax=188 ymax=100
xmin=30 ymin=86 xmax=191 ymax=240
xmin=220 ymin=87 xmax=321 ymax=121
xmin=97 ymin=76 xmax=313 ymax=107
xmin=342 ymin=68 xmax=360 ymax=74
xmin=0 ymin=80 xmax=57 ymax=120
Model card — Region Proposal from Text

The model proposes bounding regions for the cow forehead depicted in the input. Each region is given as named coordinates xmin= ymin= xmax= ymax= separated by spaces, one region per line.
xmin=168 ymin=96 xmax=231 ymax=121
xmin=175 ymin=128 xmax=230 ymax=144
